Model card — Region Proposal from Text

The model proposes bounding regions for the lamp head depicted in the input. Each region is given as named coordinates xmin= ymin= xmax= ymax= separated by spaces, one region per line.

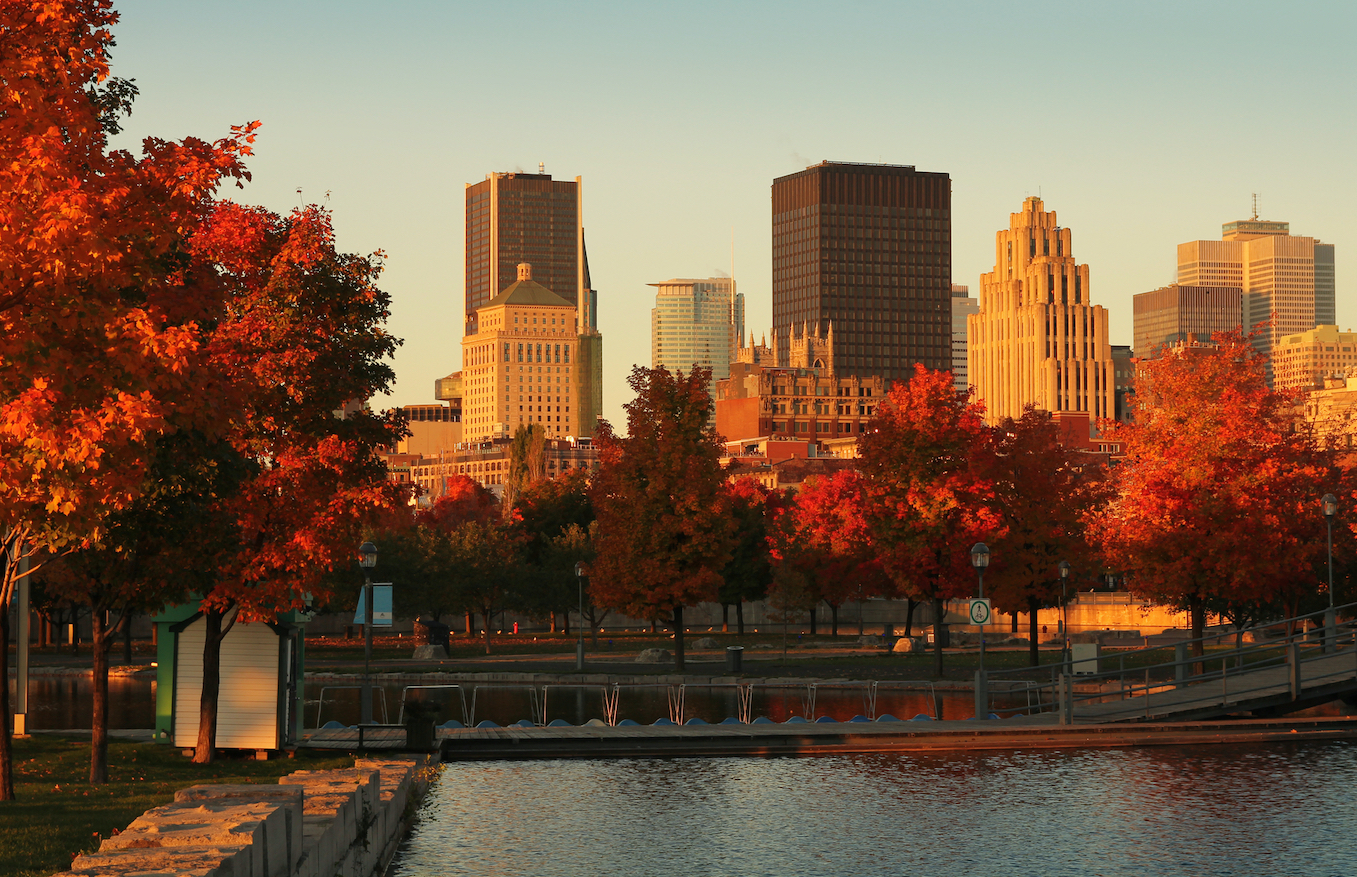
xmin=1322 ymin=493 xmax=1338 ymax=519
xmin=970 ymin=543 xmax=990 ymax=570
xmin=1058 ymin=560 xmax=1072 ymax=579
xmin=574 ymin=561 xmax=585 ymax=577
xmin=358 ymin=541 xmax=378 ymax=569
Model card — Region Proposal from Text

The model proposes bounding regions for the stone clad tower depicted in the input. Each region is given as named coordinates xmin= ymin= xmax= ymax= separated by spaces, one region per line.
xmin=968 ymin=197 xmax=1114 ymax=425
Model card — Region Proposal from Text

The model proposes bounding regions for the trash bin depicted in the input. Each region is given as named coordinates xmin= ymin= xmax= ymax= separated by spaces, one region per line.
xmin=413 ymin=616 xmax=450 ymax=651
xmin=725 ymin=646 xmax=744 ymax=673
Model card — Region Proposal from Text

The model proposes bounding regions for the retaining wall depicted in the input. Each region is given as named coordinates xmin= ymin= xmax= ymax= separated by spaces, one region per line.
xmin=53 ymin=754 xmax=438 ymax=877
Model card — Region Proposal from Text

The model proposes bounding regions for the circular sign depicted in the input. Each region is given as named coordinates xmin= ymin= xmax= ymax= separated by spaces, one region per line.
xmin=969 ymin=598 xmax=992 ymax=625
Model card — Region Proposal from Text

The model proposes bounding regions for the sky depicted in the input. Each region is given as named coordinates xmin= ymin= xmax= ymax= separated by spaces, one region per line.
xmin=107 ymin=1 xmax=1356 ymax=429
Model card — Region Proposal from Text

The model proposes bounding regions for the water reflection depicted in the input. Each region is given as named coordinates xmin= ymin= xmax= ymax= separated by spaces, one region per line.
xmin=393 ymin=742 xmax=1357 ymax=877
xmin=6 ymin=676 xmax=156 ymax=730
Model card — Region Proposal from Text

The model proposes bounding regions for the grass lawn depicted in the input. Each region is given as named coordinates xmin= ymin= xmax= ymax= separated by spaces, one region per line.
xmin=0 ymin=736 xmax=354 ymax=877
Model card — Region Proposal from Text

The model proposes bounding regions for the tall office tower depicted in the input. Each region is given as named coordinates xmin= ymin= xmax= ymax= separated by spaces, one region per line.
xmin=465 ymin=170 xmax=602 ymax=427
xmin=1178 ymin=218 xmax=1335 ymax=375
xmin=461 ymin=264 xmax=597 ymax=442
xmin=969 ymin=197 xmax=1114 ymax=425
xmin=771 ymin=161 xmax=951 ymax=384
xmin=1110 ymin=344 xmax=1134 ymax=423
xmin=465 ymin=170 xmax=598 ymax=333
xmin=650 ymin=277 xmax=744 ymax=383
xmin=1132 ymin=284 xmax=1243 ymax=356
xmin=950 ymin=284 xmax=978 ymax=392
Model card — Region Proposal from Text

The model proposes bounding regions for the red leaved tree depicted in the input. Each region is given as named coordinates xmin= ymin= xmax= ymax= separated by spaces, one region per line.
xmin=1089 ymin=330 xmax=1340 ymax=655
xmin=978 ymin=407 xmax=1108 ymax=666
xmin=0 ymin=2 xmax=256 ymax=796
xmin=590 ymin=366 xmax=734 ymax=670
xmin=858 ymin=366 xmax=1002 ymax=677
xmin=719 ymin=477 xmax=785 ymax=634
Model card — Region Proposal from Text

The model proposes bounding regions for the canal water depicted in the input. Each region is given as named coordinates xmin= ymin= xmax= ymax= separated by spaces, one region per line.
xmin=391 ymin=741 xmax=1357 ymax=876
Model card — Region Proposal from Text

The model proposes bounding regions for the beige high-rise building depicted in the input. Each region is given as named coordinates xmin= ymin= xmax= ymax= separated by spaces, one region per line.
xmin=968 ymin=197 xmax=1114 ymax=425
xmin=650 ymin=277 xmax=744 ymax=384
xmin=1132 ymin=284 xmax=1243 ymax=356
xmin=1177 ymin=218 xmax=1335 ymax=378
xmin=1273 ymin=325 xmax=1357 ymax=391
xmin=460 ymin=263 xmax=599 ymax=443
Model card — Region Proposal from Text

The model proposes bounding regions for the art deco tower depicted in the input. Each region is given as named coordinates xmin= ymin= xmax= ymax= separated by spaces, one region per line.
xmin=968 ymin=197 xmax=1114 ymax=424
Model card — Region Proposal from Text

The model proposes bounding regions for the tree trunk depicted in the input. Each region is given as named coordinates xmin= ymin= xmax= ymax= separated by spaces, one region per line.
xmin=465 ymin=610 xmax=474 ymax=637
xmin=809 ymin=603 xmax=817 ymax=636
xmin=1189 ymin=595 xmax=1206 ymax=677
xmin=90 ymin=611 xmax=114 ymax=784
xmin=721 ymin=603 xmax=729 ymax=633
xmin=39 ymin=611 xmax=49 ymax=648
xmin=673 ymin=605 xmax=686 ymax=671
xmin=549 ymin=611 xmax=556 ymax=634
xmin=1028 ymin=595 xmax=1040 ymax=668
xmin=829 ymin=602 xmax=838 ymax=638
xmin=482 ymin=606 xmax=493 ymax=654
xmin=903 ymin=599 xmax=915 ymax=637
xmin=194 ymin=607 xmax=234 ymax=765
xmin=931 ymin=596 xmax=946 ymax=679
xmin=736 ymin=601 xmax=745 ymax=636
xmin=0 ymin=605 xmax=13 ymax=800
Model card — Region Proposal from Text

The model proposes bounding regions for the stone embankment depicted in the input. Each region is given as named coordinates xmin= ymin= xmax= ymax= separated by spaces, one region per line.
xmin=54 ymin=755 xmax=438 ymax=877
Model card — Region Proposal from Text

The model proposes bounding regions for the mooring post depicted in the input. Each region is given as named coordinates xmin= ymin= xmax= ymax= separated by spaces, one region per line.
xmin=1289 ymin=641 xmax=1301 ymax=700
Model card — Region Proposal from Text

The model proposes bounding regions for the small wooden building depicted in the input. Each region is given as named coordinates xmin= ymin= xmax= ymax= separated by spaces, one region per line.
xmin=153 ymin=604 xmax=311 ymax=752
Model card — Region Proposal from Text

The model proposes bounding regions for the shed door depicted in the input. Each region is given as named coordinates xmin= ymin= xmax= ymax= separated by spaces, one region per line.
xmin=173 ymin=619 xmax=280 ymax=750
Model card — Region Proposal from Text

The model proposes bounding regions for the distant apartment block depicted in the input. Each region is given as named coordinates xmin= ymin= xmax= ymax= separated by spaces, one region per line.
xmin=771 ymin=161 xmax=952 ymax=384
xmin=1132 ymin=284 xmax=1243 ymax=356
xmin=951 ymin=284 xmax=978 ymax=392
xmin=968 ymin=197 xmax=1114 ymax=425
xmin=1178 ymin=218 xmax=1335 ymax=378
xmin=395 ymin=404 xmax=461 ymax=457
xmin=1303 ymin=375 xmax=1357 ymax=450
xmin=650 ymin=277 xmax=745 ymax=385
xmin=407 ymin=437 xmax=599 ymax=500
xmin=1273 ymin=325 xmax=1357 ymax=391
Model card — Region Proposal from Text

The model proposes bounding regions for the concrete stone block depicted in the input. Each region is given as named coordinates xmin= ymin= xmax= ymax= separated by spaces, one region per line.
xmin=64 ymin=843 xmax=252 ymax=877
xmin=172 ymin=785 xmax=303 ymax=874
xmin=100 ymin=800 xmax=285 ymax=877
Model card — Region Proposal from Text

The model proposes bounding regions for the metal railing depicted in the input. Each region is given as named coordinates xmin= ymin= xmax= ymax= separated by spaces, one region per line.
xmin=976 ymin=601 xmax=1357 ymax=724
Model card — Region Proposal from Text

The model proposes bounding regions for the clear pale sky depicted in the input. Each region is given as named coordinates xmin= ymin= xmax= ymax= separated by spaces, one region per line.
xmin=108 ymin=1 xmax=1355 ymax=429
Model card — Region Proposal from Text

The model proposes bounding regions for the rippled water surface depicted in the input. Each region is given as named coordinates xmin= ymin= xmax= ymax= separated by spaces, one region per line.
xmin=392 ymin=742 xmax=1357 ymax=876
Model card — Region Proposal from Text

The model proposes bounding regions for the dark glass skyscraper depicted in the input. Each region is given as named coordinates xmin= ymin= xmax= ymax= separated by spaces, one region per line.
xmin=464 ymin=171 xmax=595 ymax=335
xmin=771 ymin=161 xmax=951 ymax=384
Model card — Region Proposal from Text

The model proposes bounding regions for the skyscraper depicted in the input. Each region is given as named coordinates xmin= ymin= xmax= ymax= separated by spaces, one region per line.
xmin=1132 ymin=284 xmax=1243 ymax=356
xmin=464 ymin=170 xmax=598 ymax=334
xmin=464 ymin=170 xmax=602 ymax=431
xmin=771 ymin=161 xmax=951 ymax=384
xmin=968 ymin=197 xmax=1114 ymax=425
xmin=950 ymin=284 xmax=978 ymax=392
xmin=1177 ymin=218 xmax=1335 ymax=374
xmin=650 ymin=277 xmax=744 ymax=384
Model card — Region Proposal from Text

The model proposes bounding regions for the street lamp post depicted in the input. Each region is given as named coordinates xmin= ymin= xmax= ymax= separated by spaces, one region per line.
xmin=970 ymin=543 xmax=991 ymax=721
xmin=1323 ymin=493 xmax=1338 ymax=651
xmin=359 ymin=541 xmax=378 ymax=725
xmin=1058 ymin=560 xmax=1072 ymax=666
xmin=970 ymin=543 xmax=990 ymax=670
xmin=574 ymin=561 xmax=586 ymax=671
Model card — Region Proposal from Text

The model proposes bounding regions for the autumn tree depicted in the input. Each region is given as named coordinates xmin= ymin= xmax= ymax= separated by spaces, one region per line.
xmin=502 ymin=423 xmax=547 ymax=513
xmin=590 ymin=366 xmax=734 ymax=669
xmin=858 ymin=366 xmax=1002 ymax=677
xmin=1089 ymin=330 xmax=1339 ymax=656
xmin=0 ymin=2 xmax=256 ymax=797
xmin=719 ymin=478 xmax=783 ymax=634
xmin=978 ymin=407 xmax=1107 ymax=666
xmin=778 ymin=471 xmax=888 ymax=637
xmin=511 ymin=470 xmax=595 ymax=632
xmin=186 ymin=202 xmax=408 ymax=763
xmin=446 ymin=521 xmax=522 ymax=654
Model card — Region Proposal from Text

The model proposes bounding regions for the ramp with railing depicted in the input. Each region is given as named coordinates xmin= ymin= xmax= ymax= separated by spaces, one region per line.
xmin=979 ymin=602 xmax=1357 ymax=725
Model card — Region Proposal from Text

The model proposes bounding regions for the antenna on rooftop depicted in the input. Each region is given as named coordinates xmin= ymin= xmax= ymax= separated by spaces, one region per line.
xmin=1252 ymin=193 xmax=1259 ymax=221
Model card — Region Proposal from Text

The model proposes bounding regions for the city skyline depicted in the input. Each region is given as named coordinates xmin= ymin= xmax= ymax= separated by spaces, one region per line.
xmin=103 ymin=2 xmax=1355 ymax=429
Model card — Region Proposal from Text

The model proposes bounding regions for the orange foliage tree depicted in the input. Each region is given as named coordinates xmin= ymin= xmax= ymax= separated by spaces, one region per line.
xmin=1089 ymin=330 xmax=1342 ymax=655
xmin=185 ymin=202 xmax=409 ymax=762
xmin=978 ymin=407 xmax=1108 ymax=666
xmin=590 ymin=366 xmax=734 ymax=669
xmin=858 ymin=366 xmax=1002 ymax=677
xmin=0 ymin=2 xmax=256 ymax=796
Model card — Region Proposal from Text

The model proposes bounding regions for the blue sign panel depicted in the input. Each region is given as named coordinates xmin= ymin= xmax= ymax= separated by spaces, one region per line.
xmin=354 ymin=584 xmax=394 ymax=627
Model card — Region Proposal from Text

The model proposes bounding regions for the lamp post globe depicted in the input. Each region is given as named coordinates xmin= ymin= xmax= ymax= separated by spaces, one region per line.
xmin=969 ymin=543 xmax=990 ymax=676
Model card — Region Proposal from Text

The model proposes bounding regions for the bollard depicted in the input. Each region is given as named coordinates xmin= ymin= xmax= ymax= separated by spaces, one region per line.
xmin=1289 ymin=641 xmax=1301 ymax=700
xmin=725 ymin=646 xmax=744 ymax=674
